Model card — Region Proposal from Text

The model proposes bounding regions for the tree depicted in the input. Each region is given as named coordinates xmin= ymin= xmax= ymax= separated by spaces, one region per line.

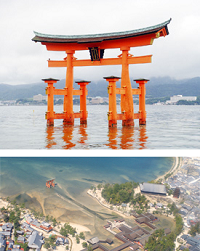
xmin=4 ymin=214 xmax=9 ymax=222
xmin=44 ymin=235 xmax=56 ymax=249
xmin=9 ymin=211 xmax=16 ymax=222
xmin=44 ymin=242 xmax=50 ymax=249
xmin=97 ymin=184 xmax=102 ymax=190
xmin=189 ymin=222 xmax=200 ymax=237
xmin=76 ymin=235 xmax=80 ymax=244
xmin=14 ymin=218 xmax=20 ymax=230
xmin=175 ymin=214 xmax=183 ymax=236
xmin=82 ymin=242 xmax=88 ymax=248
xmin=52 ymin=218 xmax=57 ymax=227
xmin=79 ymin=232 xmax=85 ymax=240
xmin=20 ymin=242 xmax=28 ymax=251
xmin=45 ymin=215 xmax=49 ymax=222
xmin=1 ymin=207 xmax=7 ymax=213
xmin=87 ymin=245 xmax=93 ymax=251
xmin=20 ymin=203 xmax=25 ymax=209
xmin=49 ymin=235 xmax=56 ymax=246
xmin=145 ymin=229 xmax=175 ymax=251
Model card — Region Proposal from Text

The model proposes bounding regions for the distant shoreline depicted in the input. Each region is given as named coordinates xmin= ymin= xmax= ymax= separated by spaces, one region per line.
xmin=155 ymin=156 xmax=182 ymax=182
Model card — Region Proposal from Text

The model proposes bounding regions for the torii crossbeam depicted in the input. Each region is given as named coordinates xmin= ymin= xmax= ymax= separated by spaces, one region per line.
xmin=32 ymin=19 xmax=171 ymax=126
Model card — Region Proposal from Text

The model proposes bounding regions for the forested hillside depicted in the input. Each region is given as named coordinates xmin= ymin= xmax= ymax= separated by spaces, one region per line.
xmin=0 ymin=77 xmax=200 ymax=100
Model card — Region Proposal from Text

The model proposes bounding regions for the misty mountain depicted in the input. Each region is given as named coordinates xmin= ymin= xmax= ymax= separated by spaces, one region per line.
xmin=0 ymin=77 xmax=200 ymax=100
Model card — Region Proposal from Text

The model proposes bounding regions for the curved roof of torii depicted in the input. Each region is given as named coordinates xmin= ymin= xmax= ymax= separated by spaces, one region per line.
xmin=32 ymin=19 xmax=171 ymax=44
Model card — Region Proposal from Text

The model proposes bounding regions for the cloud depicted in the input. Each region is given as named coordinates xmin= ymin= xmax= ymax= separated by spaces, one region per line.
xmin=0 ymin=0 xmax=200 ymax=85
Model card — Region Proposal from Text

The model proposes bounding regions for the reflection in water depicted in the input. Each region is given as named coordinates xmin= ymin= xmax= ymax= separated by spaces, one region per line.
xmin=106 ymin=125 xmax=148 ymax=149
xmin=139 ymin=125 xmax=148 ymax=149
xmin=120 ymin=126 xmax=135 ymax=149
xmin=62 ymin=125 xmax=76 ymax=149
xmin=46 ymin=124 xmax=148 ymax=149
xmin=106 ymin=127 xmax=118 ymax=149
xmin=46 ymin=126 xmax=56 ymax=149
xmin=78 ymin=125 xmax=88 ymax=145
xmin=46 ymin=124 xmax=88 ymax=149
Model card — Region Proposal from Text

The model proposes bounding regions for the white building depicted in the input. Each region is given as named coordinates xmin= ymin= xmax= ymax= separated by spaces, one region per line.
xmin=90 ymin=96 xmax=104 ymax=104
xmin=33 ymin=94 xmax=47 ymax=102
xmin=166 ymin=95 xmax=197 ymax=105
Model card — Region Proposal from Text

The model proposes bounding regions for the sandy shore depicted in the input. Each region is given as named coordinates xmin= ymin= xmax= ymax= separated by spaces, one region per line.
xmin=0 ymin=198 xmax=8 ymax=208
xmin=155 ymin=157 xmax=182 ymax=182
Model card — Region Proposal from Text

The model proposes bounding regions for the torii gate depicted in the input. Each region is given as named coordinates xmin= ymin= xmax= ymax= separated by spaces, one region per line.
xmin=32 ymin=19 xmax=171 ymax=127
xmin=46 ymin=179 xmax=55 ymax=188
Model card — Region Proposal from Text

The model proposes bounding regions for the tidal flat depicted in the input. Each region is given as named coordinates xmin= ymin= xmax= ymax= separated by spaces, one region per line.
xmin=0 ymin=157 xmax=174 ymax=238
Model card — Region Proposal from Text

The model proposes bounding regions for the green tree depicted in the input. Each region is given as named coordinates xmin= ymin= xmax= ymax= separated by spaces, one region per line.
xmin=14 ymin=218 xmax=20 ymax=230
xmin=44 ymin=242 xmax=50 ymax=249
xmin=189 ymin=222 xmax=200 ymax=237
xmin=4 ymin=214 xmax=9 ymax=222
xmin=20 ymin=242 xmax=28 ymax=251
xmin=49 ymin=235 xmax=56 ymax=246
xmin=76 ymin=235 xmax=80 ymax=244
xmin=82 ymin=242 xmax=88 ymax=248
xmin=87 ymin=245 xmax=93 ymax=251
xmin=45 ymin=215 xmax=49 ymax=222
xmin=52 ymin=218 xmax=57 ymax=227
xmin=9 ymin=211 xmax=16 ymax=222
xmin=1 ymin=207 xmax=7 ymax=213
xmin=79 ymin=232 xmax=85 ymax=240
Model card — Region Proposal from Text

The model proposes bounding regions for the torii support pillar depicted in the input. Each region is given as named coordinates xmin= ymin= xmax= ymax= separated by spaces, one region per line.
xmin=134 ymin=78 xmax=149 ymax=125
xmin=63 ymin=50 xmax=75 ymax=125
xmin=76 ymin=80 xmax=90 ymax=125
xmin=104 ymin=76 xmax=120 ymax=127
xmin=42 ymin=78 xmax=59 ymax=126
xmin=120 ymin=47 xmax=134 ymax=127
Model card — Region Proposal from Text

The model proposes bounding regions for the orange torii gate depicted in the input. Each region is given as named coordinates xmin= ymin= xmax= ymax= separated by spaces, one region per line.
xmin=32 ymin=19 xmax=171 ymax=127
xmin=46 ymin=179 xmax=55 ymax=188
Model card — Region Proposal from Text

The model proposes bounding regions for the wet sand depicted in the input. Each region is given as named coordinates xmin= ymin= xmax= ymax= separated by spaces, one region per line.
xmin=23 ymin=188 xmax=120 ymax=239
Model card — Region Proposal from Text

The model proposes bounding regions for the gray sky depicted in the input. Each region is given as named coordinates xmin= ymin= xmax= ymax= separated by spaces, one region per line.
xmin=0 ymin=0 xmax=200 ymax=85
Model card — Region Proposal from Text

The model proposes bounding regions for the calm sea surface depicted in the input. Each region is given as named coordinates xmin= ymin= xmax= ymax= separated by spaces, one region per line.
xmin=0 ymin=157 xmax=174 ymax=197
xmin=0 ymin=105 xmax=199 ymax=149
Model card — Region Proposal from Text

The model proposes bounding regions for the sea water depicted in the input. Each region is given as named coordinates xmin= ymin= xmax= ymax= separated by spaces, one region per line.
xmin=0 ymin=157 xmax=174 ymax=198
xmin=0 ymin=105 xmax=199 ymax=149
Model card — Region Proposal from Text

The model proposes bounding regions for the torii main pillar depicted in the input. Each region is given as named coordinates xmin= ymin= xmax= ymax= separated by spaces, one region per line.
xmin=63 ymin=50 xmax=75 ymax=125
xmin=120 ymin=47 xmax=134 ymax=126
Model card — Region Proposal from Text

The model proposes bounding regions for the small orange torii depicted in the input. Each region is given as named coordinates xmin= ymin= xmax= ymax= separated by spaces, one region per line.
xmin=33 ymin=19 xmax=171 ymax=127
xmin=46 ymin=179 xmax=55 ymax=188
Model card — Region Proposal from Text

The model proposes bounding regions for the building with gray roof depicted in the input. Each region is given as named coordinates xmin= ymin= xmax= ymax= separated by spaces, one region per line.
xmin=27 ymin=231 xmax=44 ymax=250
xmin=140 ymin=183 xmax=167 ymax=195
xmin=0 ymin=234 xmax=6 ymax=251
